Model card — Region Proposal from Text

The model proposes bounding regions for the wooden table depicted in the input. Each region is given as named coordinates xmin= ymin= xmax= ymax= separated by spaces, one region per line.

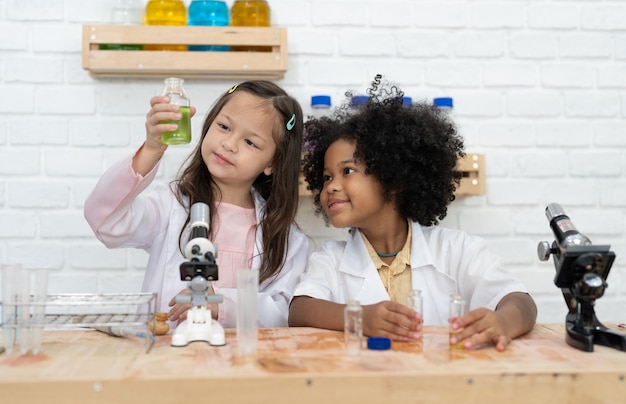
xmin=1 ymin=324 xmax=625 ymax=403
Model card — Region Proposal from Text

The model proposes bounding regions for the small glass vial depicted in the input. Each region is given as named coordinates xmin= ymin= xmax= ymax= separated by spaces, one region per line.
xmin=230 ymin=0 xmax=271 ymax=51
xmin=100 ymin=0 xmax=144 ymax=50
xmin=449 ymin=293 xmax=466 ymax=350
xmin=344 ymin=300 xmax=363 ymax=356
xmin=407 ymin=289 xmax=423 ymax=342
xmin=188 ymin=1 xmax=230 ymax=52
xmin=309 ymin=95 xmax=331 ymax=120
xmin=161 ymin=78 xmax=192 ymax=145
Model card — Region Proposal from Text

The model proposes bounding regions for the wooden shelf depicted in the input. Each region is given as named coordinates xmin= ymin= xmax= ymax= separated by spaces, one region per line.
xmin=299 ymin=153 xmax=486 ymax=197
xmin=82 ymin=25 xmax=288 ymax=79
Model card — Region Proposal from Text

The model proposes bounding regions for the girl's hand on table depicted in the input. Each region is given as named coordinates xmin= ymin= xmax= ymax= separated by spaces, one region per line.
xmin=362 ymin=301 xmax=422 ymax=341
xmin=449 ymin=308 xmax=510 ymax=351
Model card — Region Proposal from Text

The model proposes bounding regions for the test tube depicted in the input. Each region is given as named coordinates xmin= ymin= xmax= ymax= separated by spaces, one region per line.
xmin=1 ymin=264 xmax=21 ymax=355
xmin=344 ymin=300 xmax=363 ymax=356
xmin=29 ymin=269 xmax=49 ymax=355
xmin=449 ymin=293 xmax=466 ymax=350
xmin=407 ymin=289 xmax=423 ymax=341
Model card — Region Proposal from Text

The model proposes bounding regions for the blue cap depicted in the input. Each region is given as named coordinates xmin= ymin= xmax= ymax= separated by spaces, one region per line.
xmin=351 ymin=95 xmax=370 ymax=106
xmin=367 ymin=337 xmax=391 ymax=350
xmin=402 ymin=97 xmax=412 ymax=107
xmin=311 ymin=95 xmax=331 ymax=107
xmin=433 ymin=97 xmax=453 ymax=108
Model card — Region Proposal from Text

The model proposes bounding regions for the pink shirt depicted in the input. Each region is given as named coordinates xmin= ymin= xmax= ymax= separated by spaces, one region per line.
xmin=213 ymin=202 xmax=257 ymax=288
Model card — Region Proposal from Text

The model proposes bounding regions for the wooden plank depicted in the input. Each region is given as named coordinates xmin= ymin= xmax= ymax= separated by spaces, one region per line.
xmin=82 ymin=25 xmax=288 ymax=80
xmin=1 ymin=325 xmax=625 ymax=404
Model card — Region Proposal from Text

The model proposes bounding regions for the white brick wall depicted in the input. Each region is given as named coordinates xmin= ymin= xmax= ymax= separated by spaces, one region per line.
xmin=1 ymin=0 xmax=625 ymax=325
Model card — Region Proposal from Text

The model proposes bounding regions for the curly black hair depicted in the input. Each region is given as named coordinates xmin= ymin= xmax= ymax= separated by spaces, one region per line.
xmin=302 ymin=79 xmax=465 ymax=227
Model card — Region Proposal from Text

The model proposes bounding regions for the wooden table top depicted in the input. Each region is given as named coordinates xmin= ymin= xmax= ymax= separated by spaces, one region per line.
xmin=1 ymin=324 xmax=625 ymax=404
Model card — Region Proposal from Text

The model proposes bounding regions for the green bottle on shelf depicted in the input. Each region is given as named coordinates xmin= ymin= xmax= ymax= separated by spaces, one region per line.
xmin=99 ymin=0 xmax=144 ymax=50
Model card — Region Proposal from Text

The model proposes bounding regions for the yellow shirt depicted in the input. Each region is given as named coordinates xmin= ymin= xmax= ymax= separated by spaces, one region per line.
xmin=362 ymin=224 xmax=412 ymax=305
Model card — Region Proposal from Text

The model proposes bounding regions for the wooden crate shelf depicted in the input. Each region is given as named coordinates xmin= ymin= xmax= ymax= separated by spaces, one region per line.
xmin=298 ymin=153 xmax=486 ymax=197
xmin=82 ymin=25 xmax=288 ymax=79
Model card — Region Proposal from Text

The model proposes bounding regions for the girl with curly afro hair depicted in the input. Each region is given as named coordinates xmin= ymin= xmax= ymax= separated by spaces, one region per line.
xmin=289 ymin=76 xmax=536 ymax=351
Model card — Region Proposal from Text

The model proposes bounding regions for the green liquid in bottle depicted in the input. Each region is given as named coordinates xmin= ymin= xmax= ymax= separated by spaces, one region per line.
xmin=161 ymin=106 xmax=191 ymax=145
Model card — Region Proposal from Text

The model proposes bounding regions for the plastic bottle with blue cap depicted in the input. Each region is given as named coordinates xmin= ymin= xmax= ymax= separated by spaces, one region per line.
xmin=310 ymin=95 xmax=332 ymax=120
xmin=433 ymin=97 xmax=454 ymax=112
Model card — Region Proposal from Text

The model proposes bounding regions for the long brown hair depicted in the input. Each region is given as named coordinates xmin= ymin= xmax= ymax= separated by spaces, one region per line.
xmin=174 ymin=81 xmax=303 ymax=284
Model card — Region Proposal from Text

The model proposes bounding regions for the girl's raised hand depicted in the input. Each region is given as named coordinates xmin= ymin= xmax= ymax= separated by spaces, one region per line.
xmin=362 ymin=301 xmax=422 ymax=341
xmin=144 ymin=96 xmax=197 ymax=152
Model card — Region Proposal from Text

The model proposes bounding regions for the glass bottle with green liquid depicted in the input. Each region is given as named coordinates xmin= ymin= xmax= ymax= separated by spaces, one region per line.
xmin=161 ymin=77 xmax=191 ymax=145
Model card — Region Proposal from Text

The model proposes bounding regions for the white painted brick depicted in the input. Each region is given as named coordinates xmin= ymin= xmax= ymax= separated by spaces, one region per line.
xmin=9 ymin=119 xmax=69 ymax=145
xmin=365 ymin=62 xmax=425 ymax=86
xmin=478 ymin=123 xmax=535 ymax=147
xmin=0 ymin=123 xmax=6 ymax=144
xmin=71 ymin=120 xmax=132 ymax=147
xmin=9 ymin=242 xmax=65 ymax=270
xmin=73 ymin=180 xmax=97 ymax=208
xmin=99 ymin=84 xmax=157 ymax=115
xmin=542 ymin=180 xmax=599 ymax=207
xmin=40 ymin=213 xmax=94 ymax=238
xmin=482 ymin=63 xmax=536 ymax=87
xmin=9 ymin=182 xmax=70 ymax=208
xmin=510 ymin=33 xmax=558 ymax=59
xmin=453 ymin=34 xmax=506 ymax=58
xmin=563 ymin=209 xmax=623 ymax=236
xmin=0 ymin=150 xmax=40 ymax=175
xmin=565 ymin=92 xmax=620 ymax=118
xmin=489 ymin=239 xmax=536 ymax=265
xmin=0 ymin=213 xmax=37 ymax=238
xmin=270 ymin=0 xmax=309 ymax=27
xmin=48 ymin=274 xmax=99 ymax=294
xmin=288 ymin=30 xmax=335 ymax=55
xmin=594 ymin=122 xmax=626 ymax=146
xmin=514 ymin=210 xmax=553 ymax=236
xmin=457 ymin=209 xmax=512 ymax=236
xmin=598 ymin=65 xmax=626 ymax=88
xmin=487 ymin=180 xmax=541 ymax=205
xmin=470 ymin=3 xmax=526 ymax=29
xmin=507 ymin=92 xmax=562 ymax=117
xmin=312 ymin=2 xmax=367 ymax=26
xmin=37 ymin=87 xmax=96 ymax=115
xmin=482 ymin=151 xmax=511 ymax=177
xmin=100 ymin=273 xmax=145 ymax=293
xmin=413 ymin=3 xmax=469 ymax=28
xmin=0 ymin=85 xmax=35 ymax=113
xmin=131 ymin=249 xmax=149 ymax=269
xmin=536 ymin=122 xmax=591 ymax=147
xmin=581 ymin=4 xmax=626 ymax=30
xmin=528 ymin=4 xmax=579 ymax=30
xmin=44 ymin=150 xmax=105 ymax=177
xmin=308 ymin=60 xmax=368 ymax=86
xmin=369 ymin=2 xmax=411 ymax=28
xmin=426 ymin=62 xmax=481 ymax=87
xmin=616 ymin=36 xmax=626 ymax=60
xmin=69 ymin=243 xmax=127 ymax=270
xmin=453 ymin=92 xmax=504 ymax=117
xmin=600 ymin=181 xmax=626 ymax=207
xmin=569 ymin=151 xmax=622 ymax=177
xmin=67 ymin=55 xmax=97 ymax=84
xmin=0 ymin=182 xmax=5 ymax=206
xmin=541 ymin=63 xmax=595 ymax=88
xmin=511 ymin=152 xmax=568 ymax=178
xmin=32 ymin=25 xmax=82 ymax=53
xmin=5 ymin=57 xmax=64 ymax=83
xmin=0 ymin=23 xmax=30 ymax=50
xmin=6 ymin=0 xmax=65 ymax=21
xmin=559 ymin=34 xmax=612 ymax=59
xmin=397 ymin=33 xmax=450 ymax=58
xmin=339 ymin=31 xmax=395 ymax=56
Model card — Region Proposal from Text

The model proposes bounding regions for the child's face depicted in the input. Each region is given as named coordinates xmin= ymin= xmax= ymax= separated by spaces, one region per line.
xmin=201 ymin=91 xmax=278 ymax=190
xmin=320 ymin=139 xmax=391 ymax=229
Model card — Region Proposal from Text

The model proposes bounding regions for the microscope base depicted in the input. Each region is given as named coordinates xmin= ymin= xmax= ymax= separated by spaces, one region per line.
xmin=565 ymin=312 xmax=626 ymax=353
xmin=171 ymin=308 xmax=226 ymax=347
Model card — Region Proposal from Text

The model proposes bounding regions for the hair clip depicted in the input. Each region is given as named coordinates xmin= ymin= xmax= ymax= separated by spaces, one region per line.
xmin=286 ymin=113 xmax=296 ymax=131
xmin=227 ymin=84 xmax=239 ymax=94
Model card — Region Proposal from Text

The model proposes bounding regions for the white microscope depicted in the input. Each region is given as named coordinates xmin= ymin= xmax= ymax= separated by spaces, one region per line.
xmin=170 ymin=202 xmax=226 ymax=347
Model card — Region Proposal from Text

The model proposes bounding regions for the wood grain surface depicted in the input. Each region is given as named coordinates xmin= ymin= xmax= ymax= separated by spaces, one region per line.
xmin=1 ymin=324 xmax=625 ymax=404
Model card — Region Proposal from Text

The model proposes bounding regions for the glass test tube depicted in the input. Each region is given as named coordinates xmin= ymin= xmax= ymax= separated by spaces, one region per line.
xmin=449 ymin=293 xmax=466 ymax=350
xmin=407 ymin=289 xmax=423 ymax=341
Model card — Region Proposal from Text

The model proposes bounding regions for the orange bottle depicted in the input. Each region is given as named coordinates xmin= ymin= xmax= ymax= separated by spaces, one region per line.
xmin=230 ymin=0 xmax=271 ymax=51
xmin=144 ymin=0 xmax=187 ymax=51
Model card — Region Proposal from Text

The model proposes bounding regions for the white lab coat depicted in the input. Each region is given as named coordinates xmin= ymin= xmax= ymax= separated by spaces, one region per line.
xmin=84 ymin=152 xmax=309 ymax=328
xmin=293 ymin=222 xmax=528 ymax=325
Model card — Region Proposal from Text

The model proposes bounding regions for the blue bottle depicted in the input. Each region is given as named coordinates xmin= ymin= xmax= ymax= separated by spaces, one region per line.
xmin=188 ymin=1 xmax=229 ymax=51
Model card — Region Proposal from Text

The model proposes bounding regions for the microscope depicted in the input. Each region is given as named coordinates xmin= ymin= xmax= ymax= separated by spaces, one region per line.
xmin=170 ymin=202 xmax=226 ymax=347
xmin=537 ymin=203 xmax=626 ymax=352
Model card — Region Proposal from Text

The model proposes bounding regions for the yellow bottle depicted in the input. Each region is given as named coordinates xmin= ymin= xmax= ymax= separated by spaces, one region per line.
xmin=144 ymin=0 xmax=187 ymax=51
xmin=230 ymin=0 xmax=271 ymax=51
